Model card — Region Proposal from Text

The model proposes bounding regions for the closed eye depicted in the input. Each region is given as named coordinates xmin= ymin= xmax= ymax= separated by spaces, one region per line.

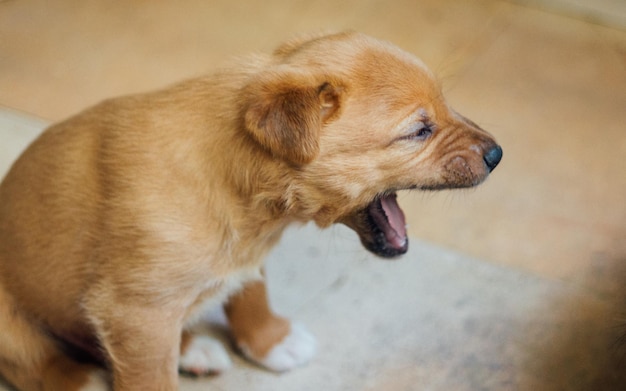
xmin=400 ymin=122 xmax=434 ymax=141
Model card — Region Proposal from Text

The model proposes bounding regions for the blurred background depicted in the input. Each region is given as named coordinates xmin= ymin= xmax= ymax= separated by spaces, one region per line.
xmin=0 ymin=0 xmax=625 ymax=390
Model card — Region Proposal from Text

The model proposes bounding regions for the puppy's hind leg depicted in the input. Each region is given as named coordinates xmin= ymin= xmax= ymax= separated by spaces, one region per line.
xmin=0 ymin=286 xmax=108 ymax=391
xmin=86 ymin=297 xmax=183 ymax=391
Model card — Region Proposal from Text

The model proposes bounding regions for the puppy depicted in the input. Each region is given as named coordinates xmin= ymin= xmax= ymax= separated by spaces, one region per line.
xmin=0 ymin=32 xmax=501 ymax=390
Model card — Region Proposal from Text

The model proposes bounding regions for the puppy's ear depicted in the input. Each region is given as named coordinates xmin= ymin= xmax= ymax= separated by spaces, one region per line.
xmin=244 ymin=69 xmax=343 ymax=165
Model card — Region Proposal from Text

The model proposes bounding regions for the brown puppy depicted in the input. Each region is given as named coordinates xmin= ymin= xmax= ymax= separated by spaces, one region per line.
xmin=0 ymin=32 xmax=501 ymax=390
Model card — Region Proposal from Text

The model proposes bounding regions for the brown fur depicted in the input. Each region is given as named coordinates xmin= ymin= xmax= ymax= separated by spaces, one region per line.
xmin=0 ymin=32 xmax=500 ymax=390
xmin=224 ymin=280 xmax=291 ymax=360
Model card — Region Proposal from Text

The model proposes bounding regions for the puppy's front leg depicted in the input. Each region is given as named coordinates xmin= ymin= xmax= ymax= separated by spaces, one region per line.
xmin=88 ymin=301 xmax=182 ymax=391
xmin=224 ymin=277 xmax=316 ymax=372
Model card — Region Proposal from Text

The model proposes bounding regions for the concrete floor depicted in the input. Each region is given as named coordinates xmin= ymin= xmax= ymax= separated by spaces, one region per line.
xmin=1 ymin=0 xmax=625 ymax=390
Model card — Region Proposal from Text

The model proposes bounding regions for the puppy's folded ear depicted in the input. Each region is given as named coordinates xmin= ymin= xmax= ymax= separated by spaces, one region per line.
xmin=243 ymin=68 xmax=343 ymax=165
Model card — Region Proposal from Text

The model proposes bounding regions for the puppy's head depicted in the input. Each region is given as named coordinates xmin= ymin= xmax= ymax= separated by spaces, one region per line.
xmin=243 ymin=32 xmax=502 ymax=258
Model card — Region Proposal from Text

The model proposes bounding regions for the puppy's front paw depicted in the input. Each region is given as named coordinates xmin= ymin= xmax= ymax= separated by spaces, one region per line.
xmin=179 ymin=335 xmax=232 ymax=376
xmin=244 ymin=322 xmax=317 ymax=373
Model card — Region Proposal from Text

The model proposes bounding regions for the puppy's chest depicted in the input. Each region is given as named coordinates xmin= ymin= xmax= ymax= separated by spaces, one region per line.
xmin=171 ymin=218 xmax=288 ymax=325
xmin=184 ymin=266 xmax=262 ymax=326
xmin=185 ymin=229 xmax=283 ymax=314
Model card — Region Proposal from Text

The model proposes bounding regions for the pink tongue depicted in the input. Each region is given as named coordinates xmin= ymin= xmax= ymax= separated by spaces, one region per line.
xmin=380 ymin=194 xmax=407 ymax=248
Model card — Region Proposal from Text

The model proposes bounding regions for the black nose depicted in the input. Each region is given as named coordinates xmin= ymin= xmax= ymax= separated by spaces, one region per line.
xmin=483 ymin=145 xmax=502 ymax=172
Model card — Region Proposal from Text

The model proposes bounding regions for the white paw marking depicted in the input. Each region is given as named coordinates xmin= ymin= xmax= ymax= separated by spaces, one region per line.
xmin=246 ymin=322 xmax=317 ymax=373
xmin=80 ymin=369 xmax=109 ymax=391
xmin=179 ymin=335 xmax=232 ymax=376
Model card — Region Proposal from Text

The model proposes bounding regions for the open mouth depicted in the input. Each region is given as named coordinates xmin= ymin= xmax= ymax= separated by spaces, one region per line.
xmin=341 ymin=192 xmax=408 ymax=258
